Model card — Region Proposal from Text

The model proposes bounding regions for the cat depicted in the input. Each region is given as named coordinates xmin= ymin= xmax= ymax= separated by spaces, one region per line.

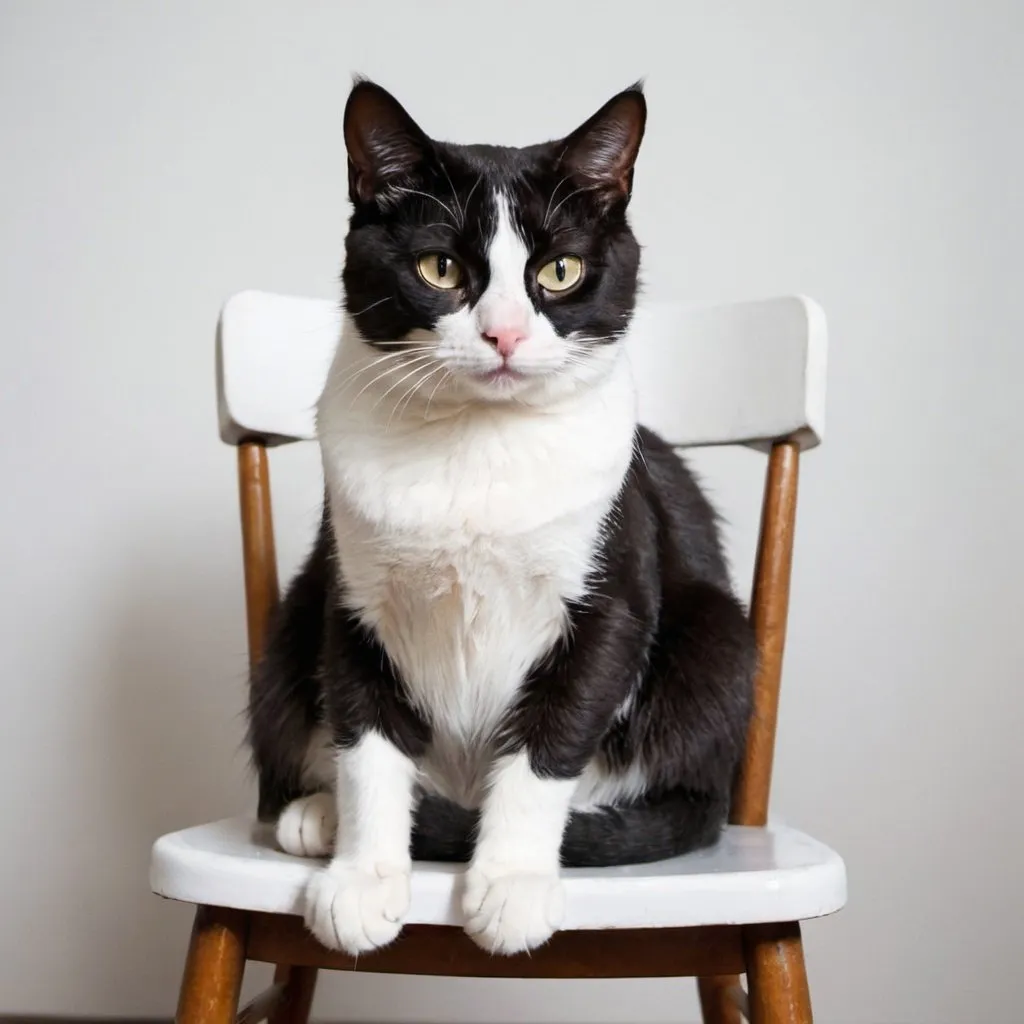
xmin=247 ymin=78 xmax=756 ymax=957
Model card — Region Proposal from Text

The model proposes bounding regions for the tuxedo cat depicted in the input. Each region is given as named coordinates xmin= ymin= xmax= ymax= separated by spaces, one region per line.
xmin=248 ymin=79 xmax=756 ymax=956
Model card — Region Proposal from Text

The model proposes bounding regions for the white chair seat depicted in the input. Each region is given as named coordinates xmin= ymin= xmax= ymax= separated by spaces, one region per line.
xmin=150 ymin=818 xmax=846 ymax=930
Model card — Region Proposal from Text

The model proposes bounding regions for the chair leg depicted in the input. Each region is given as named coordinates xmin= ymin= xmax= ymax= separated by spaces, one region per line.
xmin=698 ymin=975 xmax=745 ymax=1024
xmin=744 ymin=921 xmax=813 ymax=1024
xmin=176 ymin=905 xmax=248 ymax=1024
xmin=268 ymin=965 xmax=317 ymax=1024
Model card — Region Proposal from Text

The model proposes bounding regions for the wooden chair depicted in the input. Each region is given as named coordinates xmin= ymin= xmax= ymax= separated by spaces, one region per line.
xmin=151 ymin=289 xmax=844 ymax=1024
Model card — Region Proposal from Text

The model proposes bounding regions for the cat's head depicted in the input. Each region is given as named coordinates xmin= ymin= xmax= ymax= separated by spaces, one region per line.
xmin=340 ymin=78 xmax=646 ymax=408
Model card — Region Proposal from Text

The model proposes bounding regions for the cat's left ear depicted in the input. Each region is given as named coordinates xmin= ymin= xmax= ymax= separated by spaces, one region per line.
xmin=344 ymin=78 xmax=429 ymax=205
xmin=559 ymin=84 xmax=647 ymax=205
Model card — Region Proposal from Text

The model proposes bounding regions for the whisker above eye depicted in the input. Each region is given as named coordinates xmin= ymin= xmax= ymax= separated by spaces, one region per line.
xmin=542 ymin=175 xmax=572 ymax=229
xmin=437 ymin=160 xmax=465 ymax=228
xmin=391 ymin=186 xmax=458 ymax=227
xmin=463 ymin=173 xmax=484 ymax=215
xmin=545 ymin=185 xmax=588 ymax=226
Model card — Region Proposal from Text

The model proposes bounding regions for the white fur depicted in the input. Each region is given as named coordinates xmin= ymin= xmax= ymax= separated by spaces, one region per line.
xmin=276 ymin=792 xmax=336 ymax=858
xmin=303 ymin=732 xmax=417 ymax=953
xmin=464 ymin=751 xmax=575 ymax=953
xmin=309 ymin=189 xmax=643 ymax=951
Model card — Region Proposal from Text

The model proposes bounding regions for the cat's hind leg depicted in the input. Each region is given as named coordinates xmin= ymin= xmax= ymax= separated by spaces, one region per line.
xmin=276 ymin=792 xmax=337 ymax=858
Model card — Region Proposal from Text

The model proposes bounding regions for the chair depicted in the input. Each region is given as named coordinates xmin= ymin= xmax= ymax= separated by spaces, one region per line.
xmin=151 ymin=289 xmax=845 ymax=1024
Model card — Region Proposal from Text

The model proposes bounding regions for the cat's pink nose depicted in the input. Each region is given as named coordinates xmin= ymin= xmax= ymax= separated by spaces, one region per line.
xmin=482 ymin=327 xmax=527 ymax=358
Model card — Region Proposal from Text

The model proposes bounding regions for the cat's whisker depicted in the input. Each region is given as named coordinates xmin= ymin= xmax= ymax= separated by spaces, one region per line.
xmin=383 ymin=367 xmax=437 ymax=434
xmin=326 ymin=347 xmax=434 ymax=398
xmin=388 ymin=362 xmax=446 ymax=432
xmin=369 ymin=354 xmax=438 ymax=413
xmin=546 ymin=185 xmax=588 ymax=225
xmin=542 ymin=175 xmax=572 ymax=229
xmin=565 ymin=339 xmax=618 ymax=352
xmin=346 ymin=295 xmax=393 ymax=318
xmin=438 ymin=160 xmax=464 ymax=227
xmin=350 ymin=352 xmax=435 ymax=404
xmin=396 ymin=362 xmax=445 ymax=417
xmin=391 ymin=186 xmax=458 ymax=226
xmin=370 ymin=340 xmax=437 ymax=350
xmin=463 ymin=174 xmax=483 ymax=216
xmin=423 ymin=368 xmax=453 ymax=419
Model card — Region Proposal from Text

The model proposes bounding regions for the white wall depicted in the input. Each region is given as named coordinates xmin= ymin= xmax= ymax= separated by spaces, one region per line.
xmin=1 ymin=2 xmax=1021 ymax=1021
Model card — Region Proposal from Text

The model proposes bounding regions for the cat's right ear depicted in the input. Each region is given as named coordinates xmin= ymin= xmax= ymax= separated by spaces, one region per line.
xmin=559 ymin=84 xmax=647 ymax=206
xmin=344 ymin=79 xmax=428 ymax=205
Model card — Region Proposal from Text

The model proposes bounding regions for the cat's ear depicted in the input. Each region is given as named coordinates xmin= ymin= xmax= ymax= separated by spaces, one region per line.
xmin=344 ymin=79 xmax=429 ymax=204
xmin=559 ymin=84 xmax=647 ymax=204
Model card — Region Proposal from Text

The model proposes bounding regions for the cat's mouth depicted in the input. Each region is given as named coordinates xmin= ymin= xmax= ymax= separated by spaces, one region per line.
xmin=472 ymin=365 xmax=528 ymax=385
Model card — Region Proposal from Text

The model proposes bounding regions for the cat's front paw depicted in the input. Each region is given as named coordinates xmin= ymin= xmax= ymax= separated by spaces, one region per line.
xmin=303 ymin=861 xmax=410 ymax=954
xmin=276 ymin=792 xmax=337 ymax=858
xmin=462 ymin=864 xmax=565 ymax=955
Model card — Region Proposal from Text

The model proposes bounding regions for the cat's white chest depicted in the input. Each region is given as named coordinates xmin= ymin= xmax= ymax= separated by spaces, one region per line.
xmin=328 ymin=483 xmax=608 ymax=805
xmin=318 ymin=348 xmax=637 ymax=806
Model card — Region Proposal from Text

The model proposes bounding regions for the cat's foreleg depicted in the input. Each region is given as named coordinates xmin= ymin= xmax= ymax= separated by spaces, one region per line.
xmin=463 ymin=750 xmax=576 ymax=954
xmin=303 ymin=731 xmax=418 ymax=954
xmin=464 ymin=596 xmax=645 ymax=954
xmin=301 ymin=609 xmax=429 ymax=955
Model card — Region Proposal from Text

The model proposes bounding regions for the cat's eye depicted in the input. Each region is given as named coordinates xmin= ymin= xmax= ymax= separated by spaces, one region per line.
xmin=537 ymin=255 xmax=583 ymax=293
xmin=417 ymin=252 xmax=463 ymax=290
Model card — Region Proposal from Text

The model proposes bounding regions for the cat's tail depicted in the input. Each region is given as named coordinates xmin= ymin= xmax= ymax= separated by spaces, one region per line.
xmin=412 ymin=789 xmax=728 ymax=867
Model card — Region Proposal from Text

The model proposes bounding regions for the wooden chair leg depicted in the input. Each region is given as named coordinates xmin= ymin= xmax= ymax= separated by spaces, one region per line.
xmin=698 ymin=974 xmax=745 ymax=1024
xmin=744 ymin=921 xmax=812 ymax=1024
xmin=176 ymin=905 xmax=248 ymax=1024
xmin=267 ymin=965 xmax=317 ymax=1024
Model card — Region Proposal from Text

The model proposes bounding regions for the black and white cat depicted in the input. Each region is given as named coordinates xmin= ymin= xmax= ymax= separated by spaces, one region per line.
xmin=248 ymin=79 xmax=756 ymax=957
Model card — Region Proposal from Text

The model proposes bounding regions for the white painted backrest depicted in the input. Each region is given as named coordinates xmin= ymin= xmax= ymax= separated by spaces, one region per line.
xmin=216 ymin=290 xmax=827 ymax=451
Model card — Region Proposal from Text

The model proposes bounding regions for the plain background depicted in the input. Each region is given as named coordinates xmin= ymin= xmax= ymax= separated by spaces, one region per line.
xmin=2 ymin=2 xmax=1022 ymax=1022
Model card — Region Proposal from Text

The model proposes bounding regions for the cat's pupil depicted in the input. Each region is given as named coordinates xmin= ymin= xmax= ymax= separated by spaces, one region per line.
xmin=555 ymin=258 xmax=566 ymax=282
xmin=437 ymin=255 xmax=449 ymax=278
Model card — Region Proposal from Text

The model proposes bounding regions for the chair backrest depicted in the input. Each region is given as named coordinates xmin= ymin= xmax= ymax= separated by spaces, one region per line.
xmin=218 ymin=289 xmax=828 ymax=830
xmin=217 ymin=290 xmax=826 ymax=451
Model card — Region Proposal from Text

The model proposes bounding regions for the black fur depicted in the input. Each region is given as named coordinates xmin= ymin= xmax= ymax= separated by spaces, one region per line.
xmin=247 ymin=80 xmax=756 ymax=865
xmin=341 ymin=78 xmax=644 ymax=351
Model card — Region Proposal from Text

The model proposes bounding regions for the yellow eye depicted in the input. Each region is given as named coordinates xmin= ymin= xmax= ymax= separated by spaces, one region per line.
xmin=417 ymin=252 xmax=463 ymax=290
xmin=537 ymin=255 xmax=583 ymax=293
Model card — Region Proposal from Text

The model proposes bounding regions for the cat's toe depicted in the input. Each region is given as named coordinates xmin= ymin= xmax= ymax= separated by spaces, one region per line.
xmin=303 ymin=862 xmax=410 ymax=954
xmin=462 ymin=865 xmax=565 ymax=955
xmin=276 ymin=793 xmax=337 ymax=858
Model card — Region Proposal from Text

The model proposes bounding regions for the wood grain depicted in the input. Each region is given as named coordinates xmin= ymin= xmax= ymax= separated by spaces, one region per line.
xmin=732 ymin=441 xmax=800 ymax=827
xmin=705 ymin=442 xmax=801 ymax=1021
xmin=744 ymin=921 xmax=812 ymax=1024
xmin=175 ymin=906 xmax=248 ymax=1024
xmin=246 ymin=915 xmax=745 ymax=979
xmin=237 ymin=442 xmax=279 ymax=671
